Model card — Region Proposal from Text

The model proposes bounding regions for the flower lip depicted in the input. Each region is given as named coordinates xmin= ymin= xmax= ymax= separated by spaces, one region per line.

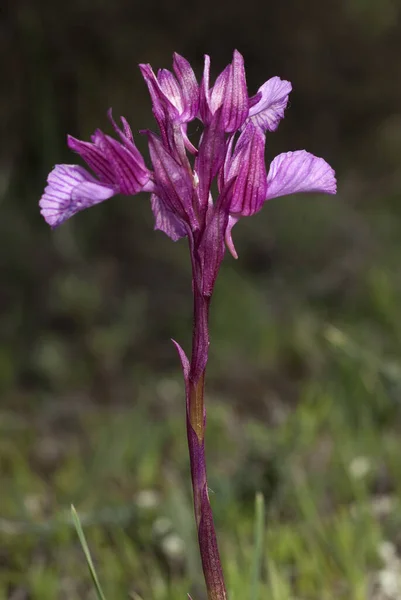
xmin=265 ymin=150 xmax=337 ymax=201
xmin=39 ymin=164 xmax=116 ymax=228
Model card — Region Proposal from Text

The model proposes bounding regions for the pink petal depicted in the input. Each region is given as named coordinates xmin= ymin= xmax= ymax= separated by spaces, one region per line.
xmin=173 ymin=53 xmax=199 ymax=120
xmin=209 ymin=51 xmax=248 ymax=132
xmin=158 ymin=68 xmax=184 ymax=115
xmin=199 ymin=54 xmax=211 ymax=124
xmin=39 ymin=164 xmax=116 ymax=227
xmin=265 ymin=150 xmax=337 ymax=200
xmin=95 ymin=131 xmax=149 ymax=195
xmin=150 ymin=194 xmax=188 ymax=241
xmin=248 ymin=77 xmax=292 ymax=132
xmin=67 ymin=135 xmax=115 ymax=184
xmin=147 ymin=132 xmax=198 ymax=229
xmin=221 ymin=50 xmax=248 ymax=132
xmin=227 ymin=123 xmax=267 ymax=216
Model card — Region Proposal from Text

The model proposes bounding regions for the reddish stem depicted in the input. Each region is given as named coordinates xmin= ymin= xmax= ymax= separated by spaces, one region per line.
xmin=186 ymin=271 xmax=227 ymax=600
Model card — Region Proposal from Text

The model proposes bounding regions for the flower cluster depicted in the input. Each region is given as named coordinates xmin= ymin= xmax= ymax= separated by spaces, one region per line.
xmin=40 ymin=50 xmax=336 ymax=291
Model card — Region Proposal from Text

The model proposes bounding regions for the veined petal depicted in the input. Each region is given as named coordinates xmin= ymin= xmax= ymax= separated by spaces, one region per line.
xmin=220 ymin=50 xmax=248 ymax=132
xmin=195 ymin=108 xmax=226 ymax=213
xmin=199 ymin=54 xmax=211 ymax=124
xmin=265 ymin=150 xmax=337 ymax=200
xmin=158 ymin=69 xmax=184 ymax=115
xmin=107 ymin=109 xmax=141 ymax=154
xmin=225 ymin=123 xmax=267 ymax=216
xmin=198 ymin=178 xmax=236 ymax=295
xmin=39 ymin=164 xmax=116 ymax=227
xmin=207 ymin=51 xmax=248 ymax=132
xmin=95 ymin=130 xmax=149 ymax=195
xmin=210 ymin=65 xmax=230 ymax=114
xmin=173 ymin=53 xmax=199 ymax=121
xmin=67 ymin=135 xmax=115 ymax=184
xmin=248 ymin=77 xmax=292 ymax=132
xmin=139 ymin=63 xmax=170 ymax=125
xmin=150 ymin=193 xmax=188 ymax=241
xmin=147 ymin=132 xmax=198 ymax=229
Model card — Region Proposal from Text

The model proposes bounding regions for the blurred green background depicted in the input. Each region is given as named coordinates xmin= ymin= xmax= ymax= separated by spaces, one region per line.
xmin=2 ymin=0 xmax=401 ymax=598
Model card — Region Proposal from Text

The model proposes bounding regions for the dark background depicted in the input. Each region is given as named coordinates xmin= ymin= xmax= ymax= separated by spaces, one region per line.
xmin=1 ymin=0 xmax=400 ymax=400
xmin=1 ymin=0 xmax=401 ymax=598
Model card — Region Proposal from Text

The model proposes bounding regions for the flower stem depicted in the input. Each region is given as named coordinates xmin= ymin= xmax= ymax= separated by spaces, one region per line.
xmin=187 ymin=278 xmax=227 ymax=600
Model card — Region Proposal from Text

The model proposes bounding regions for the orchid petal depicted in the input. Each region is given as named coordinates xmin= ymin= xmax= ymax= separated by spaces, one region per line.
xmin=151 ymin=193 xmax=188 ymax=241
xmin=147 ymin=132 xmax=198 ymax=229
xmin=225 ymin=123 xmax=267 ymax=216
xmin=207 ymin=51 xmax=248 ymax=132
xmin=158 ymin=69 xmax=184 ymax=115
xmin=199 ymin=54 xmax=211 ymax=124
xmin=266 ymin=150 xmax=337 ymax=200
xmin=248 ymin=77 xmax=292 ymax=132
xmin=220 ymin=50 xmax=248 ymax=132
xmin=39 ymin=164 xmax=116 ymax=227
xmin=173 ymin=53 xmax=199 ymax=121
xmin=67 ymin=135 xmax=115 ymax=185
xmin=195 ymin=109 xmax=226 ymax=213
xmin=95 ymin=130 xmax=149 ymax=195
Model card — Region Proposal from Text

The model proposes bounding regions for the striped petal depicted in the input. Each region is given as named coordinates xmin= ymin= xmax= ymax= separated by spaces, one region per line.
xmin=225 ymin=123 xmax=267 ymax=216
xmin=150 ymin=194 xmax=188 ymax=241
xmin=265 ymin=150 xmax=337 ymax=200
xmin=248 ymin=77 xmax=292 ymax=132
xmin=172 ymin=53 xmax=199 ymax=121
xmin=67 ymin=135 xmax=115 ymax=184
xmin=39 ymin=164 xmax=116 ymax=227
xmin=95 ymin=130 xmax=150 ymax=195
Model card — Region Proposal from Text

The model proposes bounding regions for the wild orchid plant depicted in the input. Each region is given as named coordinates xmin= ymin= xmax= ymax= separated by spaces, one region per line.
xmin=39 ymin=50 xmax=336 ymax=600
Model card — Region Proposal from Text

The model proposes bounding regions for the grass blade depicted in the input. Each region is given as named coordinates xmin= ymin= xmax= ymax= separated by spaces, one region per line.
xmin=250 ymin=492 xmax=265 ymax=600
xmin=71 ymin=505 xmax=107 ymax=600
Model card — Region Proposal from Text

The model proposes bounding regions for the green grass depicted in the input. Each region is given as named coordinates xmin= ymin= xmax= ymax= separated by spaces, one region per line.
xmin=3 ymin=221 xmax=401 ymax=599
xmin=1 ymin=347 xmax=401 ymax=599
